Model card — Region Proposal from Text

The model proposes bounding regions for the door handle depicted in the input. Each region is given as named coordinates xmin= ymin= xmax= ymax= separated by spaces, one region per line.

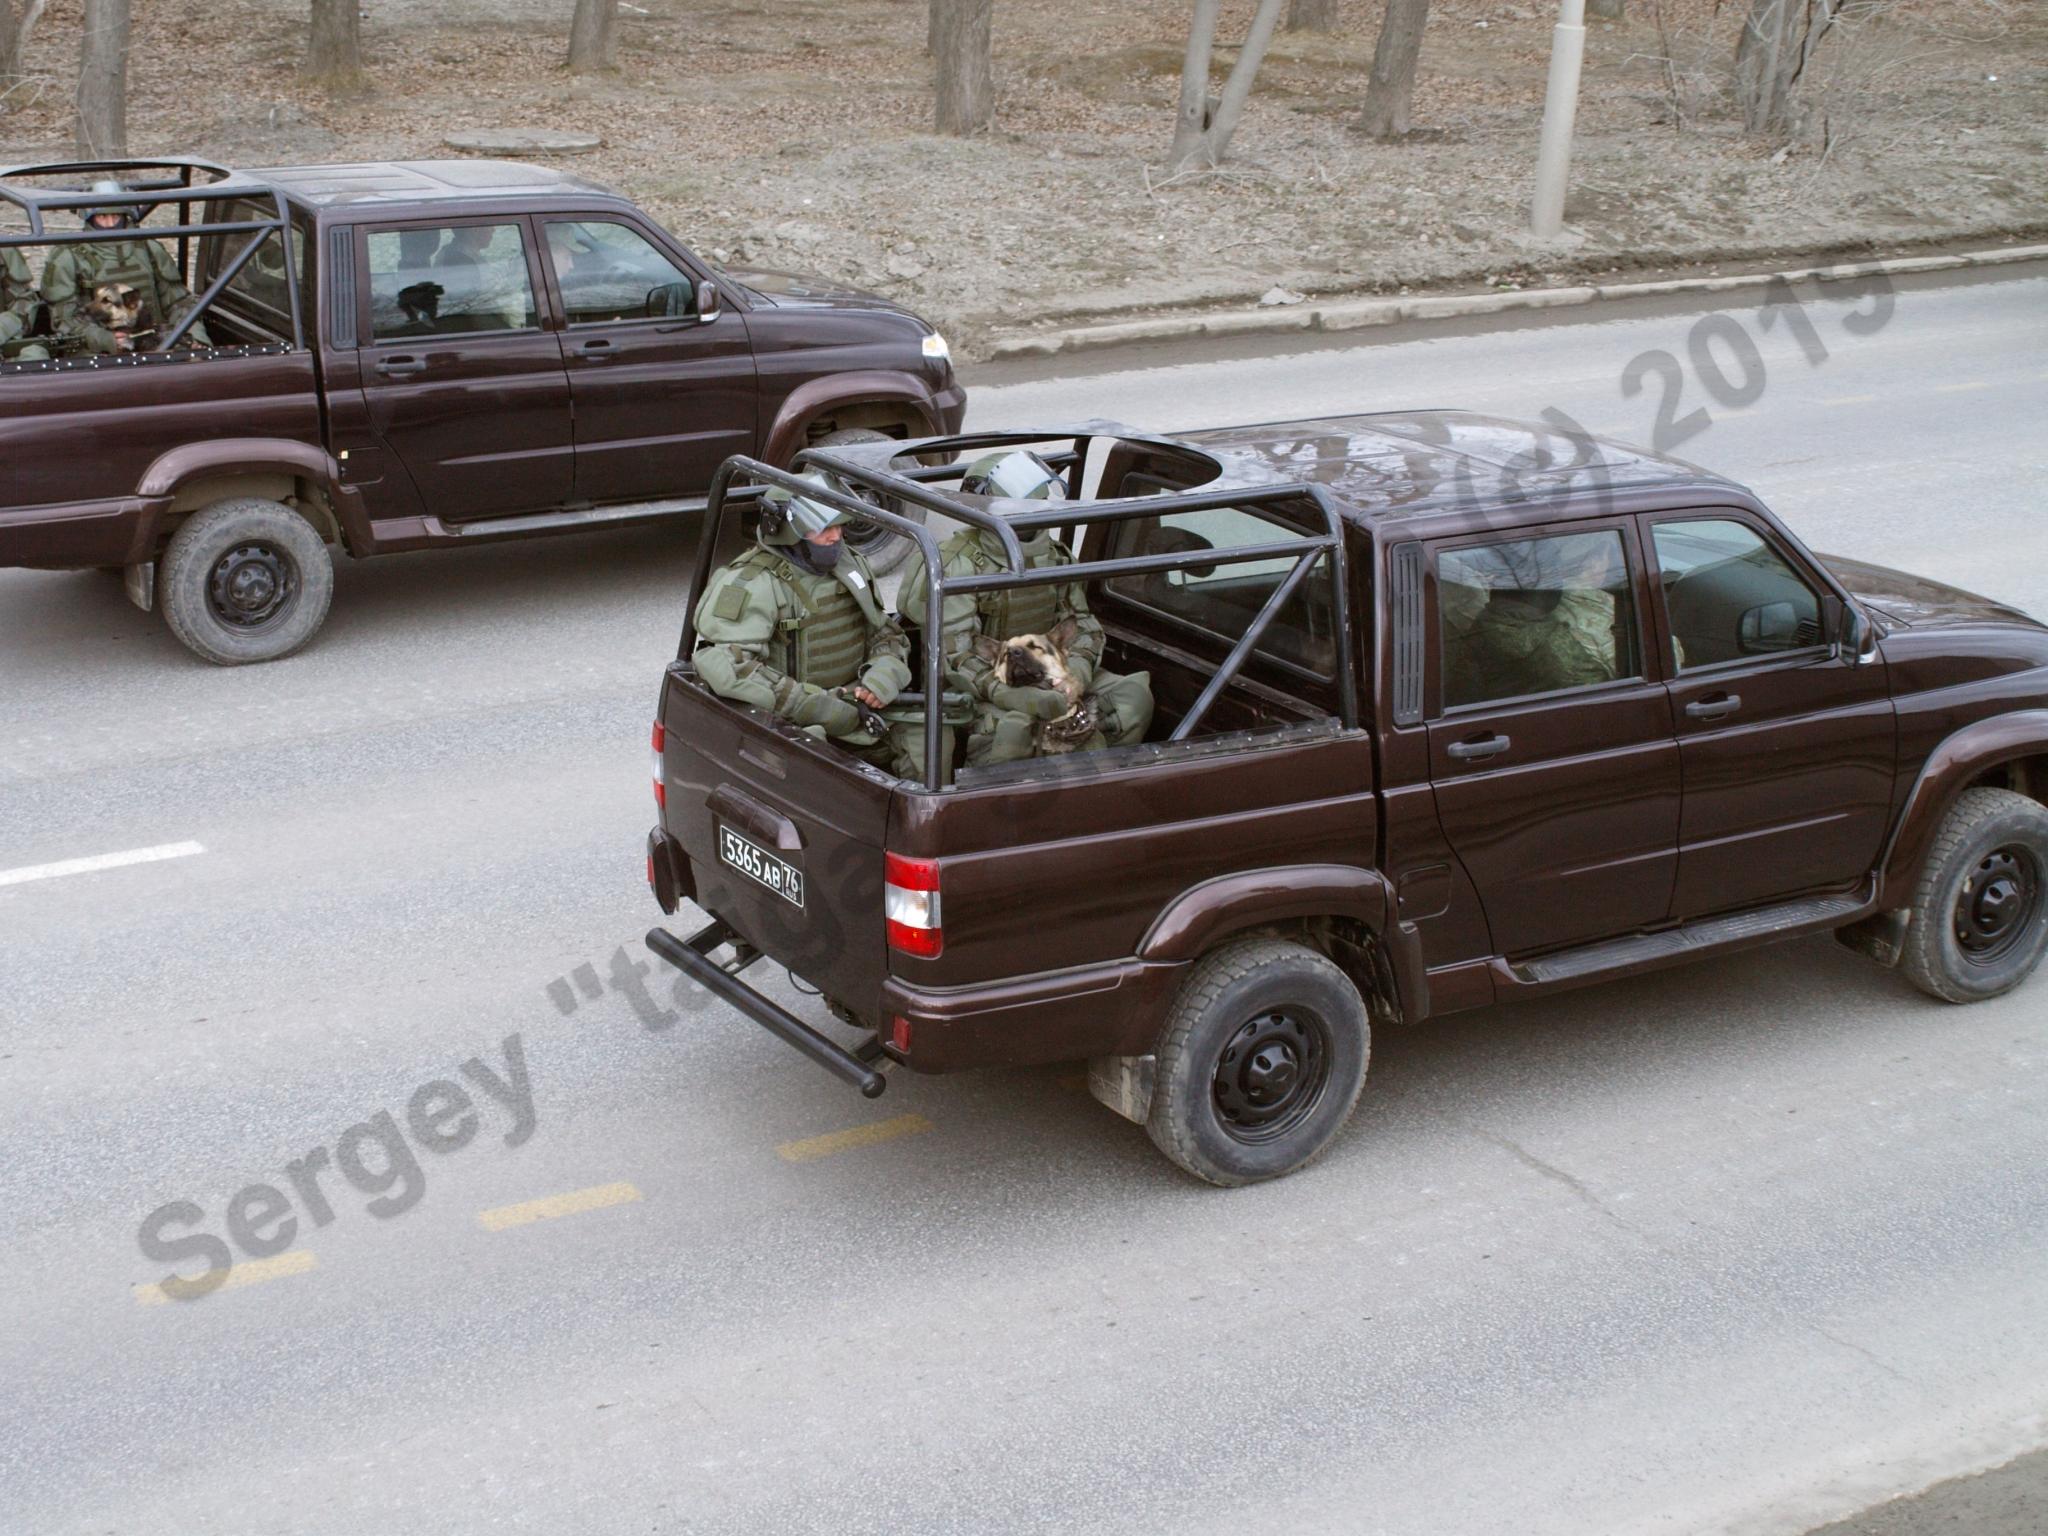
xmin=1447 ymin=734 xmax=1511 ymax=762
xmin=1685 ymin=693 xmax=1742 ymax=721
xmin=573 ymin=338 xmax=614 ymax=359
xmin=374 ymin=356 xmax=425 ymax=377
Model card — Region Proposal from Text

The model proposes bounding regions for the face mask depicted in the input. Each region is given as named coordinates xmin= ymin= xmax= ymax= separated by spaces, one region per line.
xmin=790 ymin=537 xmax=842 ymax=574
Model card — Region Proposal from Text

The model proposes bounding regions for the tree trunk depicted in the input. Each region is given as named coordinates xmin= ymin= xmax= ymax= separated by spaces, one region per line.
xmin=567 ymin=0 xmax=618 ymax=73
xmin=1359 ymin=0 xmax=1429 ymax=139
xmin=1286 ymin=0 xmax=1338 ymax=32
xmin=2 ymin=0 xmax=51 ymax=83
xmin=1734 ymin=0 xmax=1836 ymax=143
xmin=1586 ymin=0 xmax=1624 ymax=18
xmin=927 ymin=0 xmax=940 ymax=55
xmin=1165 ymin=0 xmax=1288 ymax=172
xmin=305 ymin=0 xmax=364 ymax=86
xmin=932 ymin=0 xmax=993 ymax=136
xmin=74 ymin=0 xmax=128 ymax=157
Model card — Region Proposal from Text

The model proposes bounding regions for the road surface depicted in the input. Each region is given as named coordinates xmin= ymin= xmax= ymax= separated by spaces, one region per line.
xmin=1 ymin=264 xmax=2044 ymax=1535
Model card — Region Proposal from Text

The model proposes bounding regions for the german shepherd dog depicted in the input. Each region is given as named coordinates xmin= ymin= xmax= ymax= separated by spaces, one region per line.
xmin=85 ymin=283 xmax=156 ymax=352
xmin=971 ymin=616 xmax=1103 ymax=754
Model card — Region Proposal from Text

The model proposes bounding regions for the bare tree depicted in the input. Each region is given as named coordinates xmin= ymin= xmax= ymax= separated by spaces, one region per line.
xmin=1 ymin=0 xmax=50 ymax=85
xmin=1286 ymin=0 xmax=1338 ymax=31
xmin=1587 ymin=0 xmax=1624 ymax=17
xmin=927 ymin=0 xmax=940 ymax=55
xmin=568 ymin=0 xmax=619 ymax=73
xmin=1734 ymin=0 xmax=1841 ymax=143
xmin=306 ymin=0 xmax=364 ymax=86
xmin=1165 ymin=0 xmax=1288 ymax=173
xmin=75 ymin=0 xmax=128 ymax=157
xmin=933 ymin=0 xmax=992 ymax=136
xmin=1359 ymin=0 xmax=1430 ymax=138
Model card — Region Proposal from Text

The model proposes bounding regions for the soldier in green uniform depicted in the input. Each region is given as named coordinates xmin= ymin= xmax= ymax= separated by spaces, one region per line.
xmin=898 ymin=450 xmax=1154 ymax=768
xmin=694 ymin=473 xmax=923 ymax=779
xmin=1444 ymin=538 xmax=1623 ymax=705
xmin=1 ymin=246 xmax=50 ymax=360
xmin=40 ymin=181 xmax=211 ymax=354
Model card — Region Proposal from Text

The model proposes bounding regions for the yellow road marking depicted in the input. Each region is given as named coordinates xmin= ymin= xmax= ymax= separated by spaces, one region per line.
xmin=133 ymin=1249 xmax=316 ymax=1306
xmin=1818 ymin=393 xmax=1879 ymax=406
xmin=777 ymin=1113 xmax=933 ymax=1164
xmin=477 ymin=1180 xmax=642 ymax=1232
xmin=1933 ymin=381 xmax=1991 ymax=393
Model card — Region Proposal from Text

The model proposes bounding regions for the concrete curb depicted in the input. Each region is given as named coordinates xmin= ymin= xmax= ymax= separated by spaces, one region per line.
xmin=986 ymin=244 xmax=2048 ymax=362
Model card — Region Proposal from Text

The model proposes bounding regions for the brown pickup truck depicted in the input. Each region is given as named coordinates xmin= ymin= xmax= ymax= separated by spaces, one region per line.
xmin=645 ymin=418 xmax=2048 ymax=1185
xmin=0 ymin=157 xmax=964 ymax=663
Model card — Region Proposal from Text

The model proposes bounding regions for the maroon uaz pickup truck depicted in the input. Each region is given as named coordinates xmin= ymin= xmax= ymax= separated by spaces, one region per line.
xmin=0 ymin=156 xmax=964 ymax=663
xmin=645 ymin=420 xmax=2048 ymax=1185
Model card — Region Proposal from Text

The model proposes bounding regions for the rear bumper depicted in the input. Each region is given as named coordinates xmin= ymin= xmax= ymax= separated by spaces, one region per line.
xmin=880 ymin=957 xmax=1179 ymax=1073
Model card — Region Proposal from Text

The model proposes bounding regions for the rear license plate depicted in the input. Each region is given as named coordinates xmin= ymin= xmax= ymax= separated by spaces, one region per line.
xmin=718 ymin=824 xmax=804 ymax=908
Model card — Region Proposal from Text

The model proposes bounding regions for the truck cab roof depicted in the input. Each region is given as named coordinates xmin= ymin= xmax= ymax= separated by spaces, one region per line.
xmin=248 ymin=159 xmax=625 ymax=216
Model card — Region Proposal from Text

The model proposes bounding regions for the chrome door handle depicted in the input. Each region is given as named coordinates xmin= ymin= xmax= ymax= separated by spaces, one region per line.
xmin=1685 ymin=694 xmax=1742 ymax=721
xmin=1447 ymin=735 xmax=1511 ymax=762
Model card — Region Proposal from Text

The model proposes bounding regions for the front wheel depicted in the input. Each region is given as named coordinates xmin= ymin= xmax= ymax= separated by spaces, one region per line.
xmin=1900 ymin=787 xmax=2048 ymax=1003
xmin=159 ymin=498 xmax=334 ymax=665
xmin=813 ymin=427 xmax=927 ymax=575
xmin=1147 ymin=937 xmax=1371 ymax=1187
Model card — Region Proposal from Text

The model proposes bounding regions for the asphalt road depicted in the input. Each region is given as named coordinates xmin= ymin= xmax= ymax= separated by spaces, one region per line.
xmin=2 ymin=265 xmax=2044 ymax=1535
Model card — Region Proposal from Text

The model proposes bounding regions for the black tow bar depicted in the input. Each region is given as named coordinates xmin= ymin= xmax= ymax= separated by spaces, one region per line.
xmin=646 ymin=922 xmax=889 ymax=1099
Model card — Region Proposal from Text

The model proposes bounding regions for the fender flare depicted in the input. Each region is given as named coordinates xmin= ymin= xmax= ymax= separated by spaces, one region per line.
xmin=1138 ymin=864 xmax=1429 ymax=1025
xmin=134 ymin=438 xmax=373 ymax=553
xmin=761 ymin=370 xmax=941 ymax=468
xmin=1878 ymin=708 xmax=2048 ymax=907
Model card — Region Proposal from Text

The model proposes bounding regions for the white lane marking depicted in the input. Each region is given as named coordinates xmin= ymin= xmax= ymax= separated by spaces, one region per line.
xmin=0 ymin=841 xmax=207 ymax=888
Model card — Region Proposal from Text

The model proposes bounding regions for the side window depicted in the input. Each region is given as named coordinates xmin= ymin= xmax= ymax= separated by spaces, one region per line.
xmin=366 ymin=223 xmax=538 ymax=340
xmin=1104 ymin=505 xmax=1335 ymax=677
xmin=200 ymin=200 xmax=312 ymax=337
xmin=1439 ymin=529 xmax=1639 ymax=710
xmin=545 ymin=220 xmax=693 ymax=325
xmin=1652 ymin=518 xmax=1824 ymax=670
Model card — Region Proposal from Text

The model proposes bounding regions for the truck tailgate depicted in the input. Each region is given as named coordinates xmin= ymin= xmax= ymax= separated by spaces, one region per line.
xmin=658 ymin=665 xmax=892 ymax=1012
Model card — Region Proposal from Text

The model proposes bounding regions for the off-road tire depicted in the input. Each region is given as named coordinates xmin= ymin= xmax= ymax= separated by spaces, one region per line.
xmin=814 ymin=427 xmax=926 ymax=575
xmin=159 ymin=497 xmax=334 ymax=666
xmin=1146 ymin=937 xmax=1370 ymax=1187
xmin=1900 ymin=787 xmax=2048 ymax=1003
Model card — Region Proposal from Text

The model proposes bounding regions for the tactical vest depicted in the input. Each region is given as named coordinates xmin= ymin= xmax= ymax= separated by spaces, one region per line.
xmin=734 ymin=547 xmax=870 ymax=690
xmin=964 ymin=531 xmax=1067 ymax=640
xmin=69 ymin=242 xmax=178 ymax=323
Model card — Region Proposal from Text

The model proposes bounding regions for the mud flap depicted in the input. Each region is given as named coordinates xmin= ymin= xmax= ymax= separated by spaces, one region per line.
xmin=124 ymin=560 xmax=156 ymax=613
xmin=1088 ymin=1053 xmax=1157 ymax=1126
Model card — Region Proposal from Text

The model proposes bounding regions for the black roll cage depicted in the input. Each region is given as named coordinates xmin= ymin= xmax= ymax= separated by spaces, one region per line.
xmin=677 ymin=427 xmax=1360 ymax=790
xmin=0 ymin=157 xmax=306 ymax=353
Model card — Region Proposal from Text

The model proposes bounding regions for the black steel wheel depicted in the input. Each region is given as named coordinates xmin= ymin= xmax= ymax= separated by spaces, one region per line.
xmin=159 ymin=497 xmax=334 ymax=665
xmin=1901 ymin=787 xmax=2048 ymax=1003
xmin=1146 ymin=937 xmax=1370 ymax=1187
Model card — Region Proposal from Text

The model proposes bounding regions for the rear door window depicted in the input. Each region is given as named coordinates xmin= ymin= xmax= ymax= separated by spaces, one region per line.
xmin=1438 ymin=529 xmax=1641 ymax=710
xmin=366 ymin=222 xmax=540 ymax=340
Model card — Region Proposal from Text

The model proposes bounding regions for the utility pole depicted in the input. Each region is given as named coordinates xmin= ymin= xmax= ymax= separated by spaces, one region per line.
xmin=1529 ymin=0 xmax=1586 ymax=236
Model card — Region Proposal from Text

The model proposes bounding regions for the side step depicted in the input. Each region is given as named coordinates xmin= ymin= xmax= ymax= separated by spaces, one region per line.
xmin=451 ymin=495 xmax=707 ymax=538
xmin=1508 ymin=889 xmax=1873 ymax=988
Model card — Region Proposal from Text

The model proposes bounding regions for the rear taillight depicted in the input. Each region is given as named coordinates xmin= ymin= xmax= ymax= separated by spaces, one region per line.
xmin=885 ymin=852 xmax=942 ymax=958
xmin=651 ymin=720 xmax=666 ymax=809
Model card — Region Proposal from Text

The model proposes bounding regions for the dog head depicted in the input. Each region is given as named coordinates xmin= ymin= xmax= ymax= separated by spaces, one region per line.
xmin=86 ymin=282 xmax=146 ymax=333
xmin=397 ymin=281 xmax=445 ymax=324
xmin=972 ymin=616 xmax=1084 ymax=703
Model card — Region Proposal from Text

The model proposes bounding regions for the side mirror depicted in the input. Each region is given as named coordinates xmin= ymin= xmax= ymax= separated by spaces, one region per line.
xmin=1839 ymin=602 xmax=1875 ymax=662
xmin=1738 ymin=600 xmax=1801 ymax=654
xmin=643 ymin=282 xmax=695 ymax=319
xmin=696 ymin=279 xmax=721 ymax=323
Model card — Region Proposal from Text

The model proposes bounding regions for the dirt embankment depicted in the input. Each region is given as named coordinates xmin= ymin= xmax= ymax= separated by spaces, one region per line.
xmin=3 ymin=0 xmax=2042 ymax=354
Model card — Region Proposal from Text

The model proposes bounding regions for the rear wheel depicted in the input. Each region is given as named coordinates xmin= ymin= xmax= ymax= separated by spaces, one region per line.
xmin=1147 ymin=937 xmax=1370 ymax=1187
xmin=1900 ymin=787 xmax=2048 ymax=1003
xmin=814 ymin=427 xmax=926 ymax=575
xmin=159 ymin=497 xmax=334 ymax=665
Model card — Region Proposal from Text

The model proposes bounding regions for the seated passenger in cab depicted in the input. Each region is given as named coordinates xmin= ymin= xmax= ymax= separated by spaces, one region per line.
xmin=898 ymin=449 xmax=1154 ymax=768
xmin=41 ymin=181 xmax=212 ymax=354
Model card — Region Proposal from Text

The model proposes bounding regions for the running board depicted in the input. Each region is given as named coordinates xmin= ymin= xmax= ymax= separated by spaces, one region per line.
xmin=1504 ymin=888 xmax=1875 ymax=990
xmin=450 ymin=495 xmax=707 ymax=538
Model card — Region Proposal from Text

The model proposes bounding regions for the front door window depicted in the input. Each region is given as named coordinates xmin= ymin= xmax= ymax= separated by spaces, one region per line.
xmin=1652 ymin=518 xmax=1825 ymax=671
xmin=544 ymin=219 xmax=694 ymax=326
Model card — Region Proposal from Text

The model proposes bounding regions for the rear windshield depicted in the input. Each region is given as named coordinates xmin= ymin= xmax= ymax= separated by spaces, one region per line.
xmin=1098 ymin=494 xmax=1339 ymax=680
xmin=196 ymin=198 xmax=311 ymax=340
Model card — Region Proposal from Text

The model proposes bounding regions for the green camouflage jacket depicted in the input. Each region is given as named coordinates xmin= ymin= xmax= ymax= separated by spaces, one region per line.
xmin=41 ymin=237 xmax=210 ymax=352
xmin=897 ymin=525 xmax=1105 ymax=700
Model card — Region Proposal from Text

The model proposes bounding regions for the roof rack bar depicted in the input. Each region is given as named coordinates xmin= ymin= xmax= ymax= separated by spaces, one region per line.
xmin=943 ymin=535 xmax=1333 ymax=595
xmin=0 ymin=217 xmax=279 ymax=249
xmin=1170 ymin=549 xmax=1326 ymax=742
xmin=159 ymin=221 xmax=265 ymax=350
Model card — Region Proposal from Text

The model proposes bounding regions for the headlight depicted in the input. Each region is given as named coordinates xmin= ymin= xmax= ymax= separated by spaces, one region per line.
xmin=921 ymin=331 xmax=950 ymax=362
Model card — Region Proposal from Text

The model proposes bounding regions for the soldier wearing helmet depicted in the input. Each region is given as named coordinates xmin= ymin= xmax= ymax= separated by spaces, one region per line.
xmin=693 ymin=473 xmax=920 ymax=777
xmin=898 ymin=448 xmax=1155 ymax=768
xmin=1 ymin=246 xmax=50 ymax=360
xmin=40 ymin=180 xmax=212 ymax=354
